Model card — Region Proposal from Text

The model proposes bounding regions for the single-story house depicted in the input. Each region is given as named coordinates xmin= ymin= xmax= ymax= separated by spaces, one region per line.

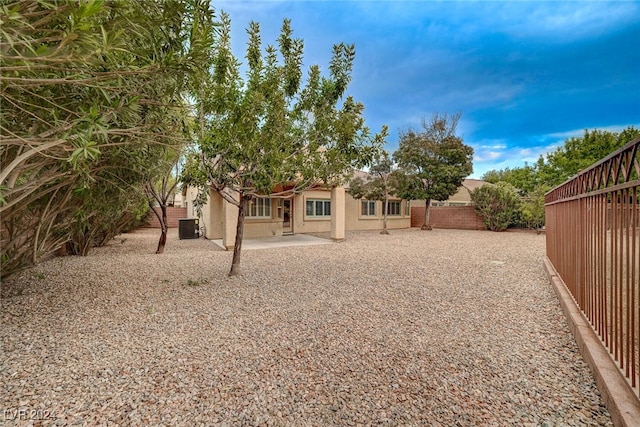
xmin=184 ymin=173 xmax=411 ymax=249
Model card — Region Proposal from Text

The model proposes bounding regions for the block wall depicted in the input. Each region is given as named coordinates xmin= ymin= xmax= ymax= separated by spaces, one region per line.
xmin=145 ymin=207 xmax=188 ymax=228
xmin=411 ymin=206 xmax=486 ymax=230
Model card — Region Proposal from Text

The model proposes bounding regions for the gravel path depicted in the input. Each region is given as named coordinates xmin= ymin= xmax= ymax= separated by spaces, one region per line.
xmin=1 ymin=228 xmax=612 ymax=426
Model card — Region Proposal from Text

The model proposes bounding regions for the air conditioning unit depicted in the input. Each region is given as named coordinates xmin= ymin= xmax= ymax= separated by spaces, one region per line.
xmin=178 ymin=218 xmax=199 ymax=240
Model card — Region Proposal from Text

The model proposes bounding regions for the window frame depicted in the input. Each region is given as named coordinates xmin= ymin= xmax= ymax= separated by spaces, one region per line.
xmin=305 ymin=198 xmax=331 ymax=218
xmin=382 ymin=200 xmax=402 ymax=216
xmin=245 ymin=197 xmax=272 ymax=219
xmin=361 ymin=200 xmax=377 ymax=217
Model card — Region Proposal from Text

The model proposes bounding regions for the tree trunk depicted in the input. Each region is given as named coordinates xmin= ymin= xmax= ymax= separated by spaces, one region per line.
xmin=421 ymin=198 xmax=432 ymax=230
xmin=156 ymin=204 xmax=168 ymax=254
xmin=229 ymin=199 xmax=246 ymax=277
xmin=380 ymin=194 xmax=390 ymax=234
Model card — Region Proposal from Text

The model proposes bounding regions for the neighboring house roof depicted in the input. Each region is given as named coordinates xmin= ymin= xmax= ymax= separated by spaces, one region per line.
xmin=344 ymin=170 xmax=371 ymax=190
xmin=461 ymin=179 xmax=489 ymax=193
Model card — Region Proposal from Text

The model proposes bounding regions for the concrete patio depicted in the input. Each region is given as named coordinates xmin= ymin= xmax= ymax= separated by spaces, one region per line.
xmin=211 ymin=233 xmax=334 ymax=250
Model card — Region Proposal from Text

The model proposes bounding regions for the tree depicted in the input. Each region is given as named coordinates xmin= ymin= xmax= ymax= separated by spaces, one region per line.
xmin=186 ymin=14 xmax=384 ymax=276
xmin=519 ymin=185 xmax=548 ymax=233
xmin=482 ymin=163 xmax=538 ymax=196
xmin=144 ymin=151 xmax=182 ymax=254
xmin=470 ymin=182 xmax=520 ymax=231
xmin=348 ymin=151 xmax=395 ymax=234
xmin=393 ymin=113 xmax=473 ymax=230
xmin=0 ymin=0 xmax=213 ymax=277
xmin=482 ymin=127 xmax=640 ymax=193
xmin=538 ymin=127 xmax=640 ymax=187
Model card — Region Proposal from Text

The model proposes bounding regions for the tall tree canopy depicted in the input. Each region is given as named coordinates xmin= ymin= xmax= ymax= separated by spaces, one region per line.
xmin=482 ymin=164 xmax=538 ymax=196
xmin=393 ymin=113 xmax=473 ymax=230
xmin=480 ymin=126 xmax=639 ymax=231
xmin=482 ymin=126 xmax=640 ymax=192
xmin=0 ymin=0 xmax=213 ymax=276
xmin=185 ymin=13 xmax=385 ymax=276
xmin=537 ymin=127 xmax=640 ymax=187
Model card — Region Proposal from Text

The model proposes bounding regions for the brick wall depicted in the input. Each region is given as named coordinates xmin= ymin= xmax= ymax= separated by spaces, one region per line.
xmin=411 ymin=206 xmax=486 ymax=230
xmin=145 ymin=207 xmax=188 ymax=228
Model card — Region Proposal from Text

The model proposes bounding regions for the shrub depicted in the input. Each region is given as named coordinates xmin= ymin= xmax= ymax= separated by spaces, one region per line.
xmin=471 ymin=182 xmax=521 ymax=231
xmin=520 ymin=185 xmax=548 ymax=231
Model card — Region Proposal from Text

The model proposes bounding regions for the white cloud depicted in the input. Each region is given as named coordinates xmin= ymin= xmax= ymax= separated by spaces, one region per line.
xmin=488 ymin=1 xmax=639 ymax=41
xmin=545 ymin=123 xmax=640 ymax=140
xmin=469 ymin=139 xmax=562 ymax=178
xmin=474 ymin=151 xmax=502 ymax=162
xmin=481 ymin=143 xmax=507 ymax=150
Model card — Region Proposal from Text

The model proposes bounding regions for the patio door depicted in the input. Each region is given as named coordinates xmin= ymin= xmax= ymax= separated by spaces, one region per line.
xmin=283 ymin=199 xmax=293 ymax=234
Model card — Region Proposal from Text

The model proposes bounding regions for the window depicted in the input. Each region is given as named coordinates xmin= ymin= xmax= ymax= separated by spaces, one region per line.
xmin=245 ymin=197 xmax=271 ymax=218
xmin=405 ymin=200 xmax=410 ymax=216
xmin=382 ymin=200 xmax=401 ymax=216
xmin=306 ymin=199 xmax=331 ymax=218
xmin=361 ymin=200 xmax=376 ymax=216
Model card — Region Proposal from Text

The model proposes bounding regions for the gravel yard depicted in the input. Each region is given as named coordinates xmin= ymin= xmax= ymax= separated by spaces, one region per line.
xmin=1 ymin=228 xmax=612 ymax=426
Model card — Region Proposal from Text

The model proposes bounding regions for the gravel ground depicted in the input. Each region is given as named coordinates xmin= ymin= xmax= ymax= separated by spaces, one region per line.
xmin=1 ymin=228 xmax=612 ymax=426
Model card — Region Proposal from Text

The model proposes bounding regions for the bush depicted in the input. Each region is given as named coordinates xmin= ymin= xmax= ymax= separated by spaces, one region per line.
xmin=471 ymin=183 xmax=521 ymax=231
xmin=519 ymin=185 xmax=548 ymax=231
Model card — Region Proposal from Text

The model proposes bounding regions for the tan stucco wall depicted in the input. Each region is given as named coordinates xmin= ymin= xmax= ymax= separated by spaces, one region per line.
xmin=330 ymin=186 xmax=346 ymax=240
xmin=187 ymin=184 xmax=413 ymax=242
xmin=222 ymin=197 xmax=238 ymax=249
xmin=409 ymin=188 xmax=472 ymax=208
xmin=346 ymin=194 xmax=411 ymax=231
xmin=208 ymin=192 xmax=225 ymax=239
xmin=292 ymin=190 xmax=332 ymax=234
xmin=185 ymin=187 xmax=198 ymax=218
xmin=185 ymin=187 xmax=216 ymax=238
xmin=243 ymin=219 xmax=282 ymax=238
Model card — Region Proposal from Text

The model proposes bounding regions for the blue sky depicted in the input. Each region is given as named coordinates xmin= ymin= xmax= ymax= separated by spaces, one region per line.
xmin=215 ymin=0 xmax=640 ymax=178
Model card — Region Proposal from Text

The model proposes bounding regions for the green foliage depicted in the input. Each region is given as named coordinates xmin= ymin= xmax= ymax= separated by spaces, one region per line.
xmin=143 ymin=145 xmax=185 ymax=254
xmin=348 ymin=151 xmax=396 ymax=234
xmin=67 ymin=185 xmax=150 ymax=255
xmin=480 ymin=126 xmax=639 ymax=232
xmin=471 ymin=182 xmax=521 ymax=232
xmin=348 ymin=152 xmax=394 ymax=201
xmin=1 ymin=0 xmax=213 ymax=276
xmin=482 ymin=126 xmax=640 ymax=194
xmin=482 ymin=164 xmax=538 ymax=196
xmin=393 ymin=113 xmax=473 ymax=202
xmin=186 ymin=13 xmax=385 ymax=275
xmin=519 ymin=185 xmax=548 ymax=231
xmin=190 ymin=13 xmax=384 ymax=202
xmin=393 ymin=113 xmax=473 ymax=228
xmin=537 ymin=127 xmax=640 ymax=187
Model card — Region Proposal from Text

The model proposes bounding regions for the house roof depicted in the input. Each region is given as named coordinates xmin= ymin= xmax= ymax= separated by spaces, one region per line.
xmin=344 ymin=170 xmax=371 ymax=190
xmin=461 ymin=179 xmax=489 ymax=192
